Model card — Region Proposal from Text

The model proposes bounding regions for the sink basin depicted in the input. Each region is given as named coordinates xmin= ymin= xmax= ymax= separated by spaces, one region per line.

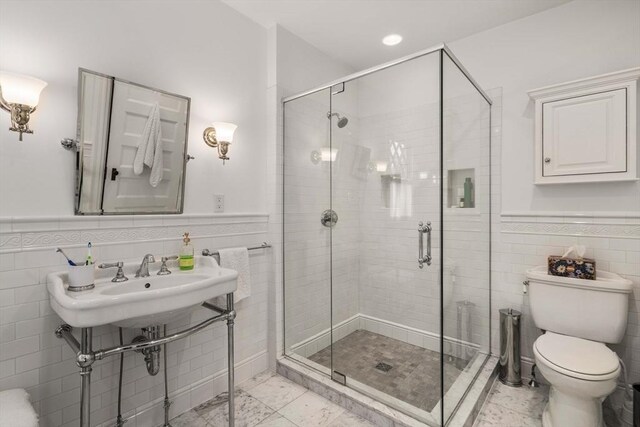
xmin=47 ymin=256 xmax=237 ymax=329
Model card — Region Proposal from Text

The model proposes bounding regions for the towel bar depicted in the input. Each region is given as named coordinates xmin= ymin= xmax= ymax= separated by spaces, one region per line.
xmin=202 ymin=242 xmax=271 ymax=257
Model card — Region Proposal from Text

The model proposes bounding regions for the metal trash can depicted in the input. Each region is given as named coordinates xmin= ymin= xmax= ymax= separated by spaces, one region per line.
xmin=499 ymin=308 xmax=522 ymax=387
xmin=634 ymin=383 xmax=639 ymax=427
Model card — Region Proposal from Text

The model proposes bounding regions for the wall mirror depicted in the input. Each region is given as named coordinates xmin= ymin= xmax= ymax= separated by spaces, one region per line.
xmin=75 ymin=69 xmax=191 ymax=215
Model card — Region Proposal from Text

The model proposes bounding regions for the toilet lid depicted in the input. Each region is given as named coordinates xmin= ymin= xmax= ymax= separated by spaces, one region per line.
xmin=534 ymin=332 xmax=619 ymax=378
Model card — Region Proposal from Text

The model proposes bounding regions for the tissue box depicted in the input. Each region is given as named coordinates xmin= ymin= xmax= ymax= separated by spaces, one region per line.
xmin=547 ymin=256 xmax=596 ymax=280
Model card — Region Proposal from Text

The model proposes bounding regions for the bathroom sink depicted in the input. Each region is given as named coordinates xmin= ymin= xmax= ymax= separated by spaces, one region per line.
xmin=47 ymin=256 xmax=237 ymax=329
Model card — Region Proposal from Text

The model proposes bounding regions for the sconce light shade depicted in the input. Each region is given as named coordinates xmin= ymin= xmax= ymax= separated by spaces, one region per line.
xmin=0 ymin=72 xmax=47 ymax=106
xmin=211 ymin=122 xmax=237 ymax=143
xmin=203 ymin=122 xmax=237 ymax=164
xmin=0 ymin=71 xmax=47 ymax=141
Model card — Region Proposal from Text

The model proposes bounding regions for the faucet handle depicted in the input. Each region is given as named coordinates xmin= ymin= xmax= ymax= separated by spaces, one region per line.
xmin=98 ymin=261 xmax=128 ymax=282
xmin=157 ymin=256 xmax=178 ymax=275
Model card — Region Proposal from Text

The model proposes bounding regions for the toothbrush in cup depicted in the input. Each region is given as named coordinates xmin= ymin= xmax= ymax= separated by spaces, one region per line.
xmin=56 ymin=248 xmax=78 ymax=266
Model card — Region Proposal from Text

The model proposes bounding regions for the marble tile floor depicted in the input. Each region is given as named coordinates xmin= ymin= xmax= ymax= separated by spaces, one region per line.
xmin=472 ymin=380 xmax=549 ymax=427
xmin=169 ymin=368 xmax=621 ymax=427
xmin=169 ymin=371 xmax=376 ymax=427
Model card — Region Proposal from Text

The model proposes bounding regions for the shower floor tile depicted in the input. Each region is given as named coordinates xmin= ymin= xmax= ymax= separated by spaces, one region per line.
xmin=308 ymin=329 xmax=467 ymax=412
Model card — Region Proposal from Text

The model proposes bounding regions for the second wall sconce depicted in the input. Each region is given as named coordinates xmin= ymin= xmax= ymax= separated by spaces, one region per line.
xmin=203 ymin=122 xmax=237 ymax=164
xmin=0 ymin=71 xmax=47 ymax=141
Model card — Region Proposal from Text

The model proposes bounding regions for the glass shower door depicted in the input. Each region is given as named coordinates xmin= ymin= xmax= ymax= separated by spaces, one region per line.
xmin=282 ymin=88 xmax=334 ymax=375
xmin=323 ymin=52 xmax=445 ymax=426
xmin=441 ymin=50 xmax=492 ymax=424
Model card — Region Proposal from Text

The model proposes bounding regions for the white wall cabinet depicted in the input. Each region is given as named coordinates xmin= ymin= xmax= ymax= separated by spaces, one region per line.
xmin=529 ymin=68 xmax=640 ymax=184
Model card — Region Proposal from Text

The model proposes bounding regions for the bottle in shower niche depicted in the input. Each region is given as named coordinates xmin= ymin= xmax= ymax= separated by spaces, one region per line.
xmin=463 ymin=177 xmax=473 ymax=208
xmin=179 ymin=232 xmax=194 ymax=271
xmin=458 ymin=187 xmax=465 ymax=208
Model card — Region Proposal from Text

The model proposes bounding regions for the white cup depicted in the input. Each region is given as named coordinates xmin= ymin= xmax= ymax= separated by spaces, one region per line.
xmin=68 ymin=264 xmax=96 ymax=291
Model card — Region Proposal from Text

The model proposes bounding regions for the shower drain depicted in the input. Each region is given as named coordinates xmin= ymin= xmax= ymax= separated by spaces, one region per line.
xmin=375 ymin=362 xmax=393 ymax=372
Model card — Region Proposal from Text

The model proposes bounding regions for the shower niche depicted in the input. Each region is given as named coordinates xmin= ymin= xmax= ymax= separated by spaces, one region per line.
xmin=446 ymin=168 xmax=475 ymax=209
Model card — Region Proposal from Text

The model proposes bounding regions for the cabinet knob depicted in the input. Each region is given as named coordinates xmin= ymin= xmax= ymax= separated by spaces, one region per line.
xmin=544 ymin=157 xmax=551 ymax=163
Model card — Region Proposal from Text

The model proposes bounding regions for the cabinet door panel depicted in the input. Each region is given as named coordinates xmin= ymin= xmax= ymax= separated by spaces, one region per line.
xmin=542 ymin=89 xmax=626 ymax=177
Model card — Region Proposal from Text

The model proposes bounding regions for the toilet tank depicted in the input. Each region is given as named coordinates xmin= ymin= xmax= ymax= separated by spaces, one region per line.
xmin=527 ymin=266 xmax=633 ymax=343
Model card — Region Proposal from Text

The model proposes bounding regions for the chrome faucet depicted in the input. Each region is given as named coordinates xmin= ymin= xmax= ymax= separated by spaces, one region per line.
xmin=135 ymin=254 xmax=156 ymax=278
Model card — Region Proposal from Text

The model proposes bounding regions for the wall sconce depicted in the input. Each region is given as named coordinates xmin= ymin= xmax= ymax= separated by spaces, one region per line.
xmin=0 ymin=71 xmax=47 ymax=141
xmin=310 ymin=148 xmax=338 ymax=164
xmin=203 ymin=122 xmax=237 ymax=164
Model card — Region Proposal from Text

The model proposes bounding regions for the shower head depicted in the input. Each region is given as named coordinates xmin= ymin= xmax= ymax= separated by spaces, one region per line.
xmin=327 ymin=112 xmax=349 ymax=128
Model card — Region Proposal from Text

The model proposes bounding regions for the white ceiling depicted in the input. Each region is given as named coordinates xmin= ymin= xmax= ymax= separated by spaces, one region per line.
xmin=222 ymin=0 xmax=571 ymax=70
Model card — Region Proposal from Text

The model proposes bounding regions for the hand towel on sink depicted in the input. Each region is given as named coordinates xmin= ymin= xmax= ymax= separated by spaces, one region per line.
xmin=217 ymin=247 xmax=251 ymax=304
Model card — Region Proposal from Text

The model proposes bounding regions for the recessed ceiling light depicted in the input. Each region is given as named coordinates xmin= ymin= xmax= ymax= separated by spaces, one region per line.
xmin=382 ymin=34 xmax=402 ymax=46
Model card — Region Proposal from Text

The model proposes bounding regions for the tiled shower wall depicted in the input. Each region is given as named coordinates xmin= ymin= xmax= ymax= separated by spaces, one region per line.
xmin=0 ymin=214 xmax=270 ymax=427
xmin=356 ymin=69 xmax=493 ymax=355
xmin=357 ymin=103 xmax=442 ymax=334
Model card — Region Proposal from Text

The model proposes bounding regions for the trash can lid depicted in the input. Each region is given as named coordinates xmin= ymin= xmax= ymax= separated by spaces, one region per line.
xmin=499 ymin=308 xmax=522 ymax=317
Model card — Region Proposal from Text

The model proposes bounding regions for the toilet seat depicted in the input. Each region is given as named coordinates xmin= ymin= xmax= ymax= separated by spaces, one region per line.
xmin=534 ymin=332 xmax=619 ymax=381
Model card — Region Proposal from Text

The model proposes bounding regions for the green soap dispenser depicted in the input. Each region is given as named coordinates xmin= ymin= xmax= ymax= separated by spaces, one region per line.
xmin=463 ymin=177 xmax=473 ymax=208
xmin=179 ymin=232 xmax=194 ymax=271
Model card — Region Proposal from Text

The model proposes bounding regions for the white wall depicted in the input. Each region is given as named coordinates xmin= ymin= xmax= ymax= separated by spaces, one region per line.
xmin=449 ymin=0 xmax=640 ymax=385
xmin=0 ymin=0 xmax=268 ymax=216
xmin=450 ymin=0 xmax=640 ymax=213
xmin=0 ymin=1 xmax=273 ymax=426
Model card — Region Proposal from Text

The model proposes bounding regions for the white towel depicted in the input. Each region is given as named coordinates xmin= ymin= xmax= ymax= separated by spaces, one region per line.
xmin=215 ymin=247 xmax=251 ymax=305
xmin=133 ymin=102 xmax=164 ymax=187
xmin=0 ymin=389 xmax=38 ymax=427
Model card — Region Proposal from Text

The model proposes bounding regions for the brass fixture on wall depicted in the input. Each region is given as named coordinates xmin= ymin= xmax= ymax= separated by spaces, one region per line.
xmin=0 ymin=71 xmax=47 ymax=141
xmin=203 ymin=122 xmax=237 ymax=164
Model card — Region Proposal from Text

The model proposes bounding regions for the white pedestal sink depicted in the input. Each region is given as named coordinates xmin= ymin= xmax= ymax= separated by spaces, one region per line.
xmin=47 ymin=256 xmax=238 ymax=328
xmin=48 ymin=255 xmax=240 ymax=427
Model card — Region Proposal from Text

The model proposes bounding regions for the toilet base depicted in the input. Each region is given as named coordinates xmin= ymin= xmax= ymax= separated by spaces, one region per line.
xmin=542 ymin=386 xmax=605 ymax=427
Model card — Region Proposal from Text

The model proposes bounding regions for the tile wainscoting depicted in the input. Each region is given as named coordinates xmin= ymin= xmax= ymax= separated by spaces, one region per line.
xmin=0 ymin=213 xmax=272 ymax=427
xmin=493 ymin=211 xmax=640 ymax=384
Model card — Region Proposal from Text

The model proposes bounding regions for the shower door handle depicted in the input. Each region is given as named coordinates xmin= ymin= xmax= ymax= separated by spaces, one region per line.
xmin=418 ymin=221 xmax=432 ymax=269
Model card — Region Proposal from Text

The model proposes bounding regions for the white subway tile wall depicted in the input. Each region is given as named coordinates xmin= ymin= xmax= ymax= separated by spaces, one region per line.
xmin=0 ymin=214 xmax=271 ymax=426
xmin=493 ymin=215 xmax=640 ymax=383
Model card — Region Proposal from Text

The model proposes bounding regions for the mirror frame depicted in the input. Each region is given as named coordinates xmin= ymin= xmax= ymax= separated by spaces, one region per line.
xmin=74 ymin=68 xmax=191 ymax=215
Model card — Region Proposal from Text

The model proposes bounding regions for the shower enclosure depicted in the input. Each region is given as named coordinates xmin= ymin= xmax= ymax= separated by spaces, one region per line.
xmin=282 ymin=45 xmax=492 ymax=426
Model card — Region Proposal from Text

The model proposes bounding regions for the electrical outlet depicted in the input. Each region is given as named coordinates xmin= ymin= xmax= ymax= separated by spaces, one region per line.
xmin=214 ymin=194 xmax=224 ymax=213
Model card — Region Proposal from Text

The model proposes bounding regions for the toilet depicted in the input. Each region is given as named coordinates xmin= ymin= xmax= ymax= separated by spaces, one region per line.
xmin=526 ymin=266 xmax=633 ymax=427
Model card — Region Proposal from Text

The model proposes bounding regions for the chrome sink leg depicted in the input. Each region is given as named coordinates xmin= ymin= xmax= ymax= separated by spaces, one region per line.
xmin=116 ymin=328 xmax=125 ymax=427
xmin=79 ymin=327 xmax=93 ymax=427
xmin=163 ymin=325 xmax=172 ymax=427
xmin=227 ymin=293 xmax=236 ymax=427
